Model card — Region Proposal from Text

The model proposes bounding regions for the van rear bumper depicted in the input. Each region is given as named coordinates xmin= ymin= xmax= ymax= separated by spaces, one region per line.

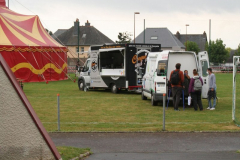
xmin=153 ymin=93 xmax=164 ymax=101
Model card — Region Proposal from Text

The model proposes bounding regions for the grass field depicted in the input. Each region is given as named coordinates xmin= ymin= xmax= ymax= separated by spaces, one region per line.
xmin=57 ymin=146 xmax=90 ymax=160
xmin=23 ymin=73 xmax=240 ymax=132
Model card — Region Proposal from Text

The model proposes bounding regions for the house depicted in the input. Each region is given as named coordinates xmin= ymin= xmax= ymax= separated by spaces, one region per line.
xmin=133 ymin=28 xmax=185 ymax=50
xmin=175 ymin=31 xmax=208 ymax=51
xmin=54 ymin=20 xmax=114 ymax=65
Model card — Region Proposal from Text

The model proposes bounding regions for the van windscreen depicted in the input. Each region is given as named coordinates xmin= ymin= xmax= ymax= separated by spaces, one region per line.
xmin=157 ymin=60 xmax=167 ymax=76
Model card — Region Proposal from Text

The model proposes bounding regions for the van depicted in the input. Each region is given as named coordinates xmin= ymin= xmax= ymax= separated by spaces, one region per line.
xmin=141 ymin=50 xmax=209 ymax=105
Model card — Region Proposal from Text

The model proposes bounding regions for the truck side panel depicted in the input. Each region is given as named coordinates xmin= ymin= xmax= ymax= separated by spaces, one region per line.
xmin=89 ymin=52 xmax=108 ymax=87
xmin=126 ymin=47 xmax=137 ymax=86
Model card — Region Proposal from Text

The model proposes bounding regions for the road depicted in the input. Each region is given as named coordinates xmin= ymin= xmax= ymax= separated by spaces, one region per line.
xmin=50 ymin=132 xmax=240 ymax=160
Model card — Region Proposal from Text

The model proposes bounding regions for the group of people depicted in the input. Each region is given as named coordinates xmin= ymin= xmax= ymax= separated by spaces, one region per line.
xmin=169 ymin=63 xmax=216 ymax=111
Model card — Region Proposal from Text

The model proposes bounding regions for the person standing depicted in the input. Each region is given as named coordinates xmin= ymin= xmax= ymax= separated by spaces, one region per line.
xmin=75 ymin=61 xmax=80 ymax=77
xmin=183 ymin=70 xmax=191 ymax=98
xmin=188 ymin=69 xmax=203 ymax=111
xmin=207 ymin=68 xmax=217 ymax=110
xmin=170 ymin=63 xmax=184 ymax=111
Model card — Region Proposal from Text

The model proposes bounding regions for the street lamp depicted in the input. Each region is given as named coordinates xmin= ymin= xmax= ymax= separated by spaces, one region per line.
xmin=186 ymin=24 xmax=189 ymax=51
xmin=76 ymin=18 xmax=80 ymax=62
xmin=134 ymin=12 xmax=140 ymax=43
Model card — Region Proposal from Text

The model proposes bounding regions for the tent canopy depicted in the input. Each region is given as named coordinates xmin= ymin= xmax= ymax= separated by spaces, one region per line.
xmin=0 ymin=3 xmax=63 ymax=47
xmin=0 ymin=1 xmax=68 ymax=82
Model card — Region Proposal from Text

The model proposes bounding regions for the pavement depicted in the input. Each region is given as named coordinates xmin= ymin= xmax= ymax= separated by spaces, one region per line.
xmin=50 ymin=132 xmax=240 ymax=160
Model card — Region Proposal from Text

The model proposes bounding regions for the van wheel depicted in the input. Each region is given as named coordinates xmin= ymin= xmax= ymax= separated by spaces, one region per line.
xmin=78 ymin=80 xmax=84 ymax=91
xmin=151 ymin=94 xmax=157 ymax=106
xmin=111 ymin=84 xmax=118 ymax=94
xmin=142 ymin=92 xmax=147 ymax=100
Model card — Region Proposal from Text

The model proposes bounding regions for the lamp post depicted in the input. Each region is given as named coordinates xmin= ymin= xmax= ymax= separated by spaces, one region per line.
xmin=185 ymin=24 xmax=189 ymax=51
xmin=134 ymin=12 xmax=140 ymax=43
xmin=76 ymin=19 xmax=80 ymax=62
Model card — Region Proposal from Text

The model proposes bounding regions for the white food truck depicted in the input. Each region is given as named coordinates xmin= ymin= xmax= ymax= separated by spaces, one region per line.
xmin=141 ymin=50 xmax=209 ymax=105
xmin=78 ymin=44 xmax=161 ymax=93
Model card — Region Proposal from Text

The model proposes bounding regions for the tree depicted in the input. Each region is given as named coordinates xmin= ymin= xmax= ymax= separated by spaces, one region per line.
xmin=205 ymin=39 xmax=229 ymax=63
xmin=225 ymin=47 xmax=231 ymax=59
xmin=235 ymin=44 xmax=240 ymax=56
xmin=116 ymin=32 xmax=132 ymax=44
xmin=184 ymin=41 xmax=200 ymax=54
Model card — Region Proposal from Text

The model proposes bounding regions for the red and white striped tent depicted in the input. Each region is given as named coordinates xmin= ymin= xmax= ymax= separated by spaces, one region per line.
xmin=0 ymin=0 xmax=68 ymax=82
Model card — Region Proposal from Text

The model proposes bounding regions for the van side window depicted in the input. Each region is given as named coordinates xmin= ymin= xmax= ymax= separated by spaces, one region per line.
xmin=83 ymin=60 xmax=90 ymax=72
xmin=157 ymin=60 xmax=167 ymax=76
xmin=100 ymin=50 xmax=124 ymax=69
xmin=201 ymin=60 xmax=208 ymax=77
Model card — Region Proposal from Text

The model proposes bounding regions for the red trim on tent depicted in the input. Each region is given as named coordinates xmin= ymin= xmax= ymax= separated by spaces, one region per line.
xmin=0 ymin=54 xmax=61 ymax=160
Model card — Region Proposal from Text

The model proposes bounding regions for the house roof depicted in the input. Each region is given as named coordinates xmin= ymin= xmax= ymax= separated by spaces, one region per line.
xmin=175 ymin=32 xmax=208 ymax=51
xmin=54 ymin=21 xmax=114 ymax=46
xmin=133 ymin=28 xmax=185 ymax=49
xmin=53 ymin=29 xmax=67 ymax=38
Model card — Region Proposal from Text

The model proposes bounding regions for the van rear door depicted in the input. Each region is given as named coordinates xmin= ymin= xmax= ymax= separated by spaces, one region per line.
xmin=198 ymin=51 xmax=209 ymax=98
xmin=156 ymin=60 xmax=168 ymax=94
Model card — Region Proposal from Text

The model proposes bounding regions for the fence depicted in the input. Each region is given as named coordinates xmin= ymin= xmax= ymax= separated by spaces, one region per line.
xmin=210 ymin=63 xmax=240 ymax=73
xmin=67 ymin=58 xmax=87 ymax=73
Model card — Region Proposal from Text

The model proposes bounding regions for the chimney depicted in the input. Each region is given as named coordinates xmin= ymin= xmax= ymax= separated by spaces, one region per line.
xmin=176 ymin=31 xmax=180 ymax=39
xmin=203 ymin=31 xmax=206 ymax=37
xmin=85 ymin=20 xmax=90 ymax=27
xmin=73 ymin=18 xmax=80 ymax=36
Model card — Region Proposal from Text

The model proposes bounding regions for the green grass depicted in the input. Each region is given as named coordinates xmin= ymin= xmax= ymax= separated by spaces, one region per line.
xmin=57 ymin=146 xmax=90 ymax=160
xmin=24 ymin=73 xmax=240 ymax=132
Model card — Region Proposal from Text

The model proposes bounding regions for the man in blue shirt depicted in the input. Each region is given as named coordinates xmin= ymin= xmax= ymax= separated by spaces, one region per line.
xmin=207 ymin=68 xmax=217 ymax=110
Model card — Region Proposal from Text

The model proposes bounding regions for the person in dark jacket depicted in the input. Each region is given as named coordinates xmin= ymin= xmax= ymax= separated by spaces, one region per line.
xmin=183 ymin=70 xmax=190 ymax=96
xmin=169 ymin=63 xmax=184 ymax=111
xmin=188 ymin=69 xmax=203 ymax=111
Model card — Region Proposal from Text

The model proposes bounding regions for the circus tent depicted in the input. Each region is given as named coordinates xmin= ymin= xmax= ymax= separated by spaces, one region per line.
xmin=0 ymin=0 xmax=68 ymax=82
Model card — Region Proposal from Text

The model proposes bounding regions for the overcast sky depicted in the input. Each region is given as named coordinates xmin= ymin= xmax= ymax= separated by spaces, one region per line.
xmin=8 ymin=0 xmax=240 ymax=49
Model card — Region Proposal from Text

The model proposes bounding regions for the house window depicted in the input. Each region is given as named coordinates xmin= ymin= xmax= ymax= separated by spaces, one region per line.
xmin=76 ymin=47 xmax=79 ymax=53
xmin=81 ymin=47 xmax=84 ymax=53
xmin=151 ymin=36 xmax=158 ymax=40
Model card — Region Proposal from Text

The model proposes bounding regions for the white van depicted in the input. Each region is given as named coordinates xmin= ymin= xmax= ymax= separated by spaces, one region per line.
xmin=141 ymin=50 xmax=209 ymax=105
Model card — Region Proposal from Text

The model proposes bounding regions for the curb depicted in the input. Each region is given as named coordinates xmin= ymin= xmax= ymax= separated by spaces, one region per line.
xmin=49 ymin=131 xmax=240 ymax=133
xmin=71 ymin=151 xmax=91 ymax=160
